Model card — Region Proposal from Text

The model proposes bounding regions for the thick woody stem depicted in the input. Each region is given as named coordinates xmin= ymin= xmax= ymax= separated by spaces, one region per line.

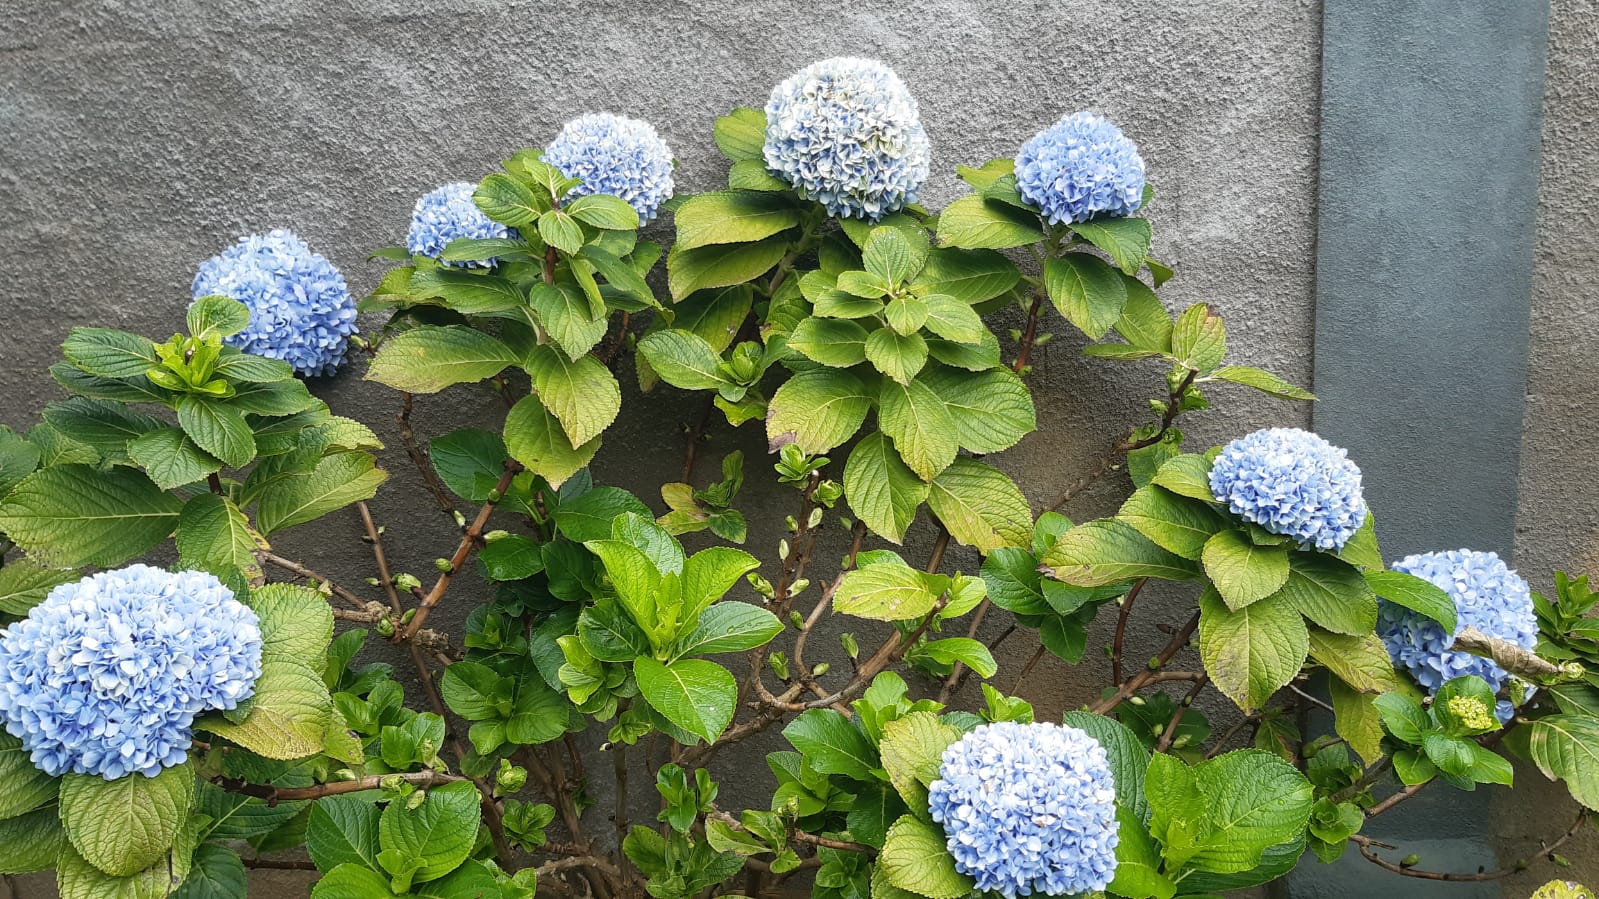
xmin=215 ymin=771 xmax=463 ymax=804
xmin=399 ymin=462 xmax=521 ymax=642
xmin=1453 ymin=626 xmax=1572 ymax=682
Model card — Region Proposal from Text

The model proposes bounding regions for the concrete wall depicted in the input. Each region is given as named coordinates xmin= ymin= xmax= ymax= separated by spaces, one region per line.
xmin=0 ymin=0 xmax=1586 ymax=896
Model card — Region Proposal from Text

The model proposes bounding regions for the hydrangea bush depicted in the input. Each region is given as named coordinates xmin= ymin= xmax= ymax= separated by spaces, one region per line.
xmin=0 ymin=57 xmax=1593 ymax=899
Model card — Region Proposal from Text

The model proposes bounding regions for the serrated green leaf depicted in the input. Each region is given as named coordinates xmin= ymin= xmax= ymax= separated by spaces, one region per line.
xmin=1045 ymin=253 xmax=1128 ymax=339
xmin=714 ymin=107 xmax=766 ymax=160
xmin=378 ymin=780 xmax=480 ymax=885
xmin=1365 ymin=569 xmax=1457 ymax=633
xmin=0 ymin=560 xmax=80 ymax=617
xmin=176 ymin=396 xmax=256 ymax=468
xmin=880 ymin=815 xmax=975 ymax=898
xmin=365 ymin=326 xmax=519 ymax=394
xmin=42 ymin=398 xmax=163 ymax=462
xmin=0 ymin=465 xmax=181 ymax=568
xmin=176 ymin=493 xmax=265 ymax=581
xmin=1114 ymin=276 xmax=1173 ymax=352
xmin=766 ymin=369 xmax=872 ymax=454
xmin=1117 ymin=485 xmax=1230 ymax=560
xmin=171 ymin=843 xmax=247 ymax=899
xmin=1203 ymin=530 xmax=1291 ymax=610
xmin=1043 ymin=518 xmax=1200 ymax=586
xmin=675 ymin=191 xmax=801 ymax=251
xmin=667 ymin=237 xmax=789 ymax=301
xmin=0 ymin=805 xmax=66 ymax=874
xmin=918 ymin=365 xmax=1035 ymax=454
xmin=429 ymin=428 xmax=508 ymax=502
xmin=250 ymin=583 xmax=335 ymax=663
xmin=1062 ymin=712 xmax=1151 ymax=821
xmin=1528 ymin=715 xmax=1599 ymax=809
xmin=634 ymin=657 xmax=736 ymax=743
xmin=1275 ymin=554 xmax=1376 ymax=635
xmin=783 ymin=709 xmax=878 ymax=782
xmin=474 ymin=174 xmax=541 ymax=227
xmin=60 ymin=761 xmax=194 ymax=877
xmin=197 ymin=658 xmax=331 ymax=759
xmin=186 ymin=296 xmax=251 ymax=339
xmin=128 ymin=429 xmax=222 ymax=490
xmin=1146 ymin=749 xmax=1314 ymax=874
xmin=936 ymin=194 xmax=1045 ymax=250
xmin=637 ymin=330 xmax=731 ymax=390
xmin=525 ymin=344 xmax=620 ymax=447
xmin=834 ymin=563 xmax=938 ymax=622
xmin=789 ymin=317 xmax=871 ymax=368
xmin=845 ymin=433 xmax=928 ymax=543
xmin=255 ymin=452 xmax=386 ymax=536
xmin=917 ymin=246 xmax=1020 ymax=303
xmin=878 ymin=377 xmax=956 ymax=480
xmin=1070 ymin=217 xmax=1152 ymax=274
xmin=0 ymin=730 xmax=59 ymax=819
xmin=880 ymin=711 xmax=961 ymax=815
xmin=865 ymin=327 xmax=930 ymax=386
xmin=1172 ymin=303 xmax=1227 ymax=373
xmin=504 ymin=396 xmax=599 ymax=489
xmin=1199 ymin=589 xmax=1308 ymax=712
xmin=1210 ymin=366 xmax=1314 ymax=401
xmin=1328 ymin=676 xmax=1387 ymax=765
xmin=566 ymin=193 xmax=639 ymax=230
xmin=306 ymin=796 xmax=381 ymax=872
xmin=61 ymin=328 xmax=160 ymax=380
xmin=927 ymin=457 xmax=1031 ymax=552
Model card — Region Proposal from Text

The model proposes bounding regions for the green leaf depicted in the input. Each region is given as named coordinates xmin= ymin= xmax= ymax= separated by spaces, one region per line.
xmin=1527 ymin=715 xmax=1599 ymax=809
xmin=197 ymin=658 xmax=331 ymax=759
xmin=566 ymin=193 xmax=639 ymax=230
xmin=1115 ymin=276 xmax=1174 ymax=352
xmin=766 ymin=369 xmax=872 ymax=454
xmin=884 ymin=293 xmax=930 ymax=336
xmin=1210 ymin=366 xmax=1314 ymax=401
xmin=1339 ymin=512 xmax=1383 ymax=570
xmin=879 ymin=815 xmax=975 ymax=898
xmin=1146 ymin=750 xmax=1314 ymax=874
xmin=634 ymin=657 xmax=737 ymax=743
xmin=42 ymin=398 xmax=163 ymax=461
xmin=504 ymin=396 xmax=600 ymax=489
xmin=56 ymin=818 xmax=198 ymax=899
xmin=311 ymin=863 xmax=401 ymax=899
xmin=480 ymin=534 xmax=544 ymax=580
xmin=194 ymin=782 xmax=303 ymax=842
xmin=788 ymin=317 xmax=871 ymax=368
xmin=0 ymin=560 xmax=81 ymax=617
xmin=863 ymin=227 xmax=928 ymax=287
xmin=1328 ymin=677 xmax=1387 ymax=765
xmin=672 ymin=602 xmax=782 ymax=658
xmin=1071 ymin=217 xmax=1153 ymax=275
xmin=525 ymin=345 xmax=620 ymax=447
xmin=0 ymin=730 xmax=60 ymax=819
xmin=365 ymin=326 xmax=519 ymax=394
xmin=187 ymin=296 xmax=251 ymax=339
xmin=714 ymin=107 xmax=766 ymax=160
xmin=1061 ymin=712 xmax=1151 ymax=821
xmin=667 ymin=237 xmax=789 ymax=301
xmin=0 ymin=426 xmax=42 ymax=499
xmin=844 ymin=433 xmax=929 ymax=543
xmin=1199 ymin=588 xmax=1308 ymax=712
xmin=927 ymin=457 xmax=1031 ymax=552
xmin=917 ymin=247 xmax=1021 ymax=303
xmin=833 ymin=563 xmax=939 ymax=622
xmin=171 ymin=843 xmax=246 ymax=899
xmin=584 ymin=538 xmax=662 ymax=635
xmin=0 ymin=465 xmax=181 ymax=568
xmin=555 ymin=487 xmax=652 ymax=543
xmin=1275 ymin=554 xmax=1377 ymax=636
xmin=916 ymin=638 xmax=997 ymax=677
xmin=174 ymin=396 xmax=256 ymax=468
xmin=536 ymin=210 xmax=583 ymax=254
xmin=378 ymin=780 xmax=480 ymax=885
xmin=919 ymin=366 xmax=1035 ymax=454
xmin=1045 ymin=253 xmax=1128 ymax=339
xmin=250 ymin=583 xmax=335 ymax=662
xmin=1365 ymin=569 xmax=1457 ymax=633
xmin=919 ymin=293 xmax=985 ymax=344
xmin=679 ymin=545 xmax=762 ymax=625
xmin=1151 ymin=453 xmax=1216 ymax=502
xmin=1042 ymin=518 xmax=1200 ymax=586
xmin=60 ymin=761 xmax=194 ymax=877
xmin=429 ymin=428 xmax=508 ymax=502
xmin=1309 ymin=630 xmax=1406 ymax=694
xmin=783 ymin=709 xmax=879 ymax=782
xmin=1117 ymin=486 xmax=1229 ymax=560
xmin=61 ymin=328 xmax=160 ymax=379
xmin=0 ymin=806 xmax=66 ymax=875
xmin=637 ymin=329 xmax=731 ymax=390
xmin=227 ymin=378 xmax=320 ymax=417
xmin=473 ymin=174 xmax=541 ymax=227
xmin=176 ymin=493 xmax=266 ymax=582
xmin=880 ymin=711 xmax=962 ymax=814
xmin=528 ymin=281 xmax=607 ymax=360
xmin=255 ymin=451 xmax=387 ymax=535
xmin=1172 ymin=304 xmax=1227 ymax=373
xmin=865 ymin=327 xmax=930 ymax=386
xmin=307 ymin=797 xmax=380 ymax=872
xmin=674 ymin=191 xmax=801 ymax=250
xmin=1202 ymin=530 xmax=1291 ymax=610
xmin=877 ymin=377 xmax=957 ymax=480
xmin=936 ymin=194 xmax=1045 ymax=250
xmin=1110 ymin=804 xmax=1177 ymax=899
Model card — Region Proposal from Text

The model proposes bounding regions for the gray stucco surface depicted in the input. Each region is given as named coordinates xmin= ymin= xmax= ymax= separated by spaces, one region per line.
xmin=0 ymin=0 xmax=1586 ymax=896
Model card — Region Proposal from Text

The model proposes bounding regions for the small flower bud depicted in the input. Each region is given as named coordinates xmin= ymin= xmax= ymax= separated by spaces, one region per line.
xmin=808 ymin=507 xmax=824 ymax=528
xmin=453 ymin=510 xmax=468 ymax=528
xmin=401 ymin=609 xmax=416 ymax=624
xmin=394 ymin=573 xmax=422 ymax=592
xmin=811 ymin=663 xmax=829 ymax=677
xmin=365 ymin=577 xmax=381 ymax=587
xmin=376 ymin=618 xmax=396 ymax=637
xmin=434 ymin=558 xmax=453 ymax=573
xmin=380 ymin=775 xmax=407 ymax=792
xmin=485 ymin=529 xmax=511 ymax=543
xmin=778 ymin=540 xmax=790 ymax=561
xmin=1400 ymin=854 xmax=1420 ymax=867
xmin=789 ymin=578 xmax=809 ymax=597
xmin=840 ymin=633 xmax=859 ymax=659
xmin=788 ymin=611 xmax=805 ymax=630
xmin=407 ymin=789 xmax=428 ymax=810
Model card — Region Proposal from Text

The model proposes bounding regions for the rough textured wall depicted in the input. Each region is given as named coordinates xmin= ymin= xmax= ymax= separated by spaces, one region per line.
xmin=0 ymin=0 xmax=1322 ymax=893
xmin=1500 ymin=0 xmax=1599 ymax=893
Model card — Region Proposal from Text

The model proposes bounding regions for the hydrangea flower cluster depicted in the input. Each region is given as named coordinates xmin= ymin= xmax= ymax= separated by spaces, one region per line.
xmin=191 ymin=229 xmax=358 ymax=377
xmin=0 ymin=566 xmax=263 ymax=779
xmin=1015 ymin=111 xmax=1147 ymax=225
xmin=544 ymin=113 xmax=675 ymax=222
xmin=406 ymin=181 xmax=513 ymax=266
xmin=1376 ymin=549 xmax=1538 ymax=720
xmin=928 ymin=721 xmax=1119 ymax=898
xmin=1209 ymin=427 xmax=1367 ymax=551
xmin=763 ymin=57 xmax=932 ymax=220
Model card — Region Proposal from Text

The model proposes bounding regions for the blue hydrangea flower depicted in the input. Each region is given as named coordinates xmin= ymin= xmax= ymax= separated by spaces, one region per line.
xmin=406 ymin=181 xmax=513 ymax=267
xmin=191 ymin=229 xmax=358 ymax=377
xmin=1015 ymin=112 xmax=1146 ymax=225
xmin=0 ymin=566 xmax=263 ymax=779
xmin=1376 ymin=549 xmax=1538 ymax=721
xmin=544 ymin=113 xmax=675 ymax=222
xmin=763 ymin=57 xmax=932 ymax=221
xmin=928 ymin=721 xmax=1119 ymax=897
xmin=1209 ymin=428 xmax=1367 ymax=551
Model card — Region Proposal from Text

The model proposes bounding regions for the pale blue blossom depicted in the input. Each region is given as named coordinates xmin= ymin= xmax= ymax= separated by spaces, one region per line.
xmin=763 ymin=57 xmax=931 ymax=220
xmin=191 ymin=229 xmax=358 ymax=377
xmin=544 ymin=113 xmax=675 ymax=222
xmin=0 ymin=566 xmax=263 ymax=779
xmin=1377 ymin=549 xmax=1538 ymax=720
xmin=1209 ymin=428 xmax=1367 ymax=551
xmin=407 ymin=181 xmax=513 ymax=266
xmin=1015 ymin=112 xmax=1146 ymax=225
xmin=928 ymin=721 xmax=1119 ymax=897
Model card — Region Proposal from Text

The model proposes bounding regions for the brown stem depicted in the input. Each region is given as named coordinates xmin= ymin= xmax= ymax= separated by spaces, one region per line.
xmin=1155 ymin=674 xmax=1210 ymax=752
xmin=399 ymin=392 xmax=461 ymax=520
xmin=1118 ymin=369 xmax=1199 ymax=453
xmin=216 ymin=771 xmax=463 ymax=804
xmin=399 ymin=462 xmax=521 ymax=641
xmin=680 ymin=395 xmax=717 ymax=484
xmin=709 ymin=811 xmax=874 ymax=857
xmin=1111 ymin=579 xmax=1149 ymax=686
xmin=258 ymin=552 xmax=369 ymax=611
xmin=357 ymin=501 xmax=404 ymax=614
xmin=1090 ymin=611 xmax=1201 ymax=715
xmin=1365 ymin=782 xmax=1427 ymax=817
xmin=601 ymin=311 xmax=631 ymax=369
xmin=242 ymin=858 xmax=319 ymax=871
xmin=1350 ymin=810 xmax=1587 ymax=882
xmin=207 ymin=472 xmax=223 ymax=495
xmin=1453 ymin=627 xmax=1570 ymax=682
xmin=1013 ymin=290 xmax=1046 ymax=373
xmin=1206 ymin=713 xmax=1262 ymax=759
xmin=1010 ymin=645 xmax=1049 ymax=695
